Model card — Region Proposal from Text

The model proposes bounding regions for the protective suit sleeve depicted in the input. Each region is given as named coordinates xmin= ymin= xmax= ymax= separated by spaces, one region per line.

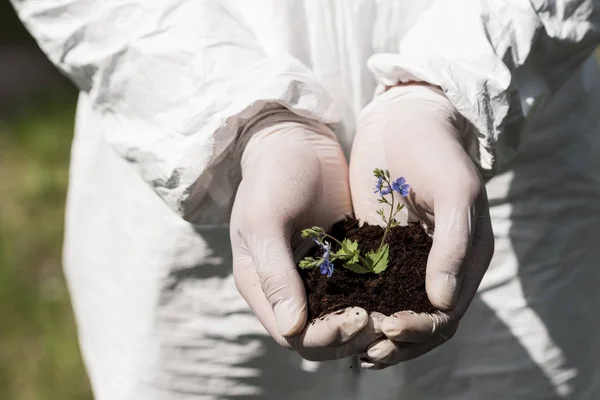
xmin=368 ymin=0 xmax=600 ymax=178
xmin=10 ymin=1 xmax=339 ymax=222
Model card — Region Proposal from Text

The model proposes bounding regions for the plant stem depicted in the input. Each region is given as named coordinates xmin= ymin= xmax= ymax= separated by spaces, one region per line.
xmin=322 ymin=233 xmax=344 ymax=249
xmin=378 ymin=180 xmax=395 ymax=251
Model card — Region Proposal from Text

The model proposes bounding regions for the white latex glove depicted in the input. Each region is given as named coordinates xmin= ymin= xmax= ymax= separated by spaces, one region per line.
xmin=349 ymin=84 xmax=495 ymax=369
xmin=231 ymin=110 xmax=384 ymax=361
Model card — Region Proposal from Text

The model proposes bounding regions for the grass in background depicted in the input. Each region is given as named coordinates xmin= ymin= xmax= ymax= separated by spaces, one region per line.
xmin=0 ymin=90 xmax=92 ymax=400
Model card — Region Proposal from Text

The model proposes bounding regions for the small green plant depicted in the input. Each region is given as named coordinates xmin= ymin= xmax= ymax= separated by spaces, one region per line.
xmin=299 ymin=168 xmax=410 ymax=276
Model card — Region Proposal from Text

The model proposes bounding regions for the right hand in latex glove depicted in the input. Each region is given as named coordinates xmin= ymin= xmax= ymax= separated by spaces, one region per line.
xmin=349 ymin=84 xmax=495 ymax=368
xmin=230 ymin=110 xmax=384 ymax=361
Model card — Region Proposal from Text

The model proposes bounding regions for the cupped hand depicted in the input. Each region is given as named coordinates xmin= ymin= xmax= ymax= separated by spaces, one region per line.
xmin=349 ymin=84 xmax=495 ymax=369
xmin=230 ymin=110 xmax=384 ymax=361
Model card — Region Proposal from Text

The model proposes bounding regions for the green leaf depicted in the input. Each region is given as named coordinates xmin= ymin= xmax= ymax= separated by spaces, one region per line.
xmin=343 ymin=262 xmax=372 ymax=274
xmin=364 ymin=244 xmax=390 ymax=274
xmin=389 ymin=218 xmax=399 ymax=228
xmin=395 ymin=203 xmax=405 ymax=213
xmin=299 ymin=257 xmax=322 ymax=269
xmin=332 ymin=239 xmax=360 ymax=265
xmin=385 ymin=169 xmax=390 ymax=178
xmin=377 ymin=197 xmax=388 ymax=204
xmin=342 ymin=238 xmax=359 ymax=253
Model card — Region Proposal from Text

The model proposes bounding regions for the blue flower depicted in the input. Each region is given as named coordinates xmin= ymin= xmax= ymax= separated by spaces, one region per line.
xmin=314 ymin=239 xmax=334 ymax=277
xmin=320 ymin=258 xmax=334 ymax=277
xmin=391 ymin=177 xmax=410 ymax=197
xmin=374 ymin=177 xmax=392 ymax=196
xmin=373 ymin=177 xmax=383 ymax=194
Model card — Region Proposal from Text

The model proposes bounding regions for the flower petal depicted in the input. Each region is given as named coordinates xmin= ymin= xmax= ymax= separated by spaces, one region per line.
xmin=320 ymin=262 xmax=328 ymax=275
xmin=327 ymin=264 xmax=334 ymax=277
xmin=391 ymin=178 xmax=404 ymax=193
xmin=400 ymin=184 xmax=411 ymax=197
xmin=373 ymin=177 xmax=383 ymax=194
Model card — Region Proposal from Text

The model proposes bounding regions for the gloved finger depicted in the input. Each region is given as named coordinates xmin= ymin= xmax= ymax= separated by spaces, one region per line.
xmin=452 ymin=203 xmax=494 ymax=315
xmin=428 ymin=197 xmax=493 ymax=323
xmin=425 ymin=199 xmax=476 ymax=310
xmin=366 ymin=339 xmax=400 ymax=363
xmin=296 ymin=311 xmax=386 ymax=361
xmin=365 ymin=337 xmax=446 ymax=365
xmin=240 ymin=231 xmax=309 ymax=338
xmin=381 ymin=310 xmax=457 ymax=344
xmin=360 ymin=359 xmax=391 ymax=370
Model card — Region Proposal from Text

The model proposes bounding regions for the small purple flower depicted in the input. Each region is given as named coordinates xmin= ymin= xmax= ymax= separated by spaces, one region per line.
xmin=320 ymin=258 xmax=334 ymax=277
xmin=314 ymin=239 xmax=334 ymax=277
xmin=374 ymin=177 xmax=391 ymax=196
xmin=373 ymin=177 xmax=383 ymax=194
xmin=391 ymin=177 xmax=410 ymax=197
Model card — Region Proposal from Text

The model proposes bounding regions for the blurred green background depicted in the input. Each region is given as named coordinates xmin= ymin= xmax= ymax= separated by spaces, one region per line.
xmin=1 ymin=3 xmax=600 ymax=400
xmin=0 ymin=3 xmax=91 ymax=400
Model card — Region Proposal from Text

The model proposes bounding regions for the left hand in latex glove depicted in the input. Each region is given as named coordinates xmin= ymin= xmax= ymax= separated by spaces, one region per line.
xmin=349 ymin=84 xmax=495 ymax=369
xmin=230 ymin=110 xmax=384 ymax=362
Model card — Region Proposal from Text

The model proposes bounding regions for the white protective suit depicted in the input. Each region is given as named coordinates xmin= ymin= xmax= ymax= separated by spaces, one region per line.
xmin=12 ymin=0 xmax=600 ymax=399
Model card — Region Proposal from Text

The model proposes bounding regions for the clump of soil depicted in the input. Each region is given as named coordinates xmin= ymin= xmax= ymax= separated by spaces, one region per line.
xmin=298 ymin=217 xmax=436 ymax=320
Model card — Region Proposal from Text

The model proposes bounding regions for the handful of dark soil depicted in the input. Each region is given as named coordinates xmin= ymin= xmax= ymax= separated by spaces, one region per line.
xmin=298 ymin=217 xmax=436 ymax=320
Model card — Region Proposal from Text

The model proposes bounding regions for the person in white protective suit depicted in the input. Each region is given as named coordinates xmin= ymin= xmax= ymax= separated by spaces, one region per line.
xmin=11 ymin=0 xmax=600 ymax=399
